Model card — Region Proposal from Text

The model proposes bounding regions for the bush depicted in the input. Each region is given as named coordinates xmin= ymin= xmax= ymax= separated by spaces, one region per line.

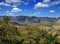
xmin=0 ymin=23 xmax=60 ymax=44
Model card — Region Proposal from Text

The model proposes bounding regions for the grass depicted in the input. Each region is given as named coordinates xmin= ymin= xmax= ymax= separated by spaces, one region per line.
xmin=0 ymin=22 xmax=60 ymax=44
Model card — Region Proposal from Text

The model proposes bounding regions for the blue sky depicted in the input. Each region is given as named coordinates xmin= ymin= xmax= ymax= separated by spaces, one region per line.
xmin=0 ymin=0 xmax=60 ymax=18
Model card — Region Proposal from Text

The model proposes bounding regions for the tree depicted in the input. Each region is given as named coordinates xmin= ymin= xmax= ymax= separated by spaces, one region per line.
xmin=3 ymin=16 xmax=10 ymax=23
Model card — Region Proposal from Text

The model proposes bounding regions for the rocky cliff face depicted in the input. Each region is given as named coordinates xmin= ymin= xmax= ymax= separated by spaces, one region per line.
xmin=0 ymin=16 xmax=59 ymax=24
xmin=56 ymin=17 xmax=60 ymax=24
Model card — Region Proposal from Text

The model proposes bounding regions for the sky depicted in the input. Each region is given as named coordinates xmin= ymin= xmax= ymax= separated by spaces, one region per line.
xmin=0 ymin=0 xmax=60 ymax=18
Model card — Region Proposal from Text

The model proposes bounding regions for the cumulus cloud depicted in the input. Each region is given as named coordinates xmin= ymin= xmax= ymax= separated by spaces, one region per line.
xmin=5 ymin=0 xmax=30 ymax=5
xmin=34 ymin=0 xmax=60 ymax=9
xmin=24 ymin=2 xmax=29 ymax=5
xmin=49 ymin=10 xmax=55 ymax=13
xmin=0 ymin=0 xmax=31 ymax=7
xmin=34 ymin=2 xmax=49 ymax=9
xmin=12 ymin=5 xmax=18 ymax=7
xmin=33 ymin=12 xmax=40 ymax=16
xmin=5 ymin=0 xmax=21 ymax=3
xmin=43 ymin=0 xmax=50 ymax=2
xmin=50 ymin=0 xmax=60 ymax=6
xmin=6 ymin=7 xmax=22 ymax=16
xmin=11 ymin=7 xmax=22 ymax=12
xmin=0 ymin=2 xmax=11 ymax=6
xmin=0 ymin=0 xmax=21 ymax=7
xmin=6 ymin=13 xmax=14 ymax=16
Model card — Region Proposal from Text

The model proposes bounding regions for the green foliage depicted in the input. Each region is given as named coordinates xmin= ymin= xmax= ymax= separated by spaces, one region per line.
xmin=0 ymin=23 xmax=60 ymax=44
xmin=3 ymin=16 xmax=10 ymax=23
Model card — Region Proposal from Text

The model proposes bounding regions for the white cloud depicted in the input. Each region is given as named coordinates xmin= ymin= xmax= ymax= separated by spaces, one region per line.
xmin=34 ymin=0 xmax=60 ymax=9
xmin=12 ymin=5 xmax=17 ymax=7
xmin=6 ymin=13 xmax=14 ymax=16
xmin=33 ymin=12 xmax=40 ymax=16
xmin=49 ymin=10 xmax=55 ymax=13
xmin=34 ymin=2 xmax=49 ymax=9
xmin=43 ymin=0 xmax=50 ymax=2
xmin=11 ymin=7 xmax=22 ymax=12
xmin=50 ymin=0 xmax=60 ymax=6
xmin=0 ymin=2 xmax=11 ymax=6
xmin=5 ymin=0 xmax=20 ymax=3
xmin=24 ymin=2 xmax=29 ymax=5
xmin=0 ymin=0 xmax=30 ymax=7
xmin=21 ymin=1 xmax=30 ymax=5
xmin=5 ymin=0 xmax=12 ymax=3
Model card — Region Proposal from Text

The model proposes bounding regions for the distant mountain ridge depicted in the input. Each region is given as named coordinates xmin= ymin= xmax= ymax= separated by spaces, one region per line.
xmin=0 ymin=16 xmax=60 ymax=24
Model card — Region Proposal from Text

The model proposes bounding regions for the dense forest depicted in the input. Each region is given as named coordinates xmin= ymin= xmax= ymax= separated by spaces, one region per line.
xmin=0 ymin=16 xmax=60 ymax=44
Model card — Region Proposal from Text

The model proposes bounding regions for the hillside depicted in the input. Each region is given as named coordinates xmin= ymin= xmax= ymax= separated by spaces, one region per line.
xmin=0 ymin=21 xmax=60 ymax=44
xmin=0 ymin=16 xmax=60 ymax=44
xmin=0 ymin=16 xmax=59 ymax=24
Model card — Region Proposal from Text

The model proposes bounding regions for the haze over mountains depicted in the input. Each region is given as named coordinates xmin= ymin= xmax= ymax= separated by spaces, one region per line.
xmin=0 ymin=16 xmax=60 ymax=24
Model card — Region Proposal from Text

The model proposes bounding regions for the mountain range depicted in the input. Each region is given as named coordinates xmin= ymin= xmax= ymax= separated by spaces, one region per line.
xmin=0 ymin=16 xmax=60 ymax=24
